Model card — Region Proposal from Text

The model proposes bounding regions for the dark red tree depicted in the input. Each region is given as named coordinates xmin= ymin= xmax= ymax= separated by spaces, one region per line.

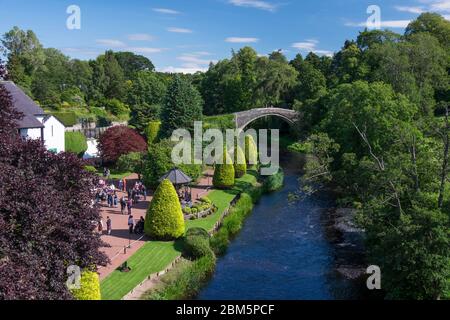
xmin=98 ymin=126 xmax=147 ymax=163
xmin=0 ymin=60 xmax=108 ymax=300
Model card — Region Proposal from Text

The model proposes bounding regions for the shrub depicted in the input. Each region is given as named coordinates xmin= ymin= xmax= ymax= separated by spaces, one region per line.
xmin=145 ymin=121 xmax=161 ymax=144
xmin=183 ymin=229 xmax=212 ymax=259
xmin=83 ymin=165 xmax=97 ymax=173
xmin=145 ymin=179 xmax=185 ymax=240
xmin=233 ymin=144 xmax=247 ymax=178
xmin=200 ymin=196 xmax=212 ymax=204
xmin=71 ymin=270 xmax=101 ymax=300
xmin=213 ymin=148 xmax=235 ymax=189
xmin=116 ymin=152 xmax=144 ymax=174
xmin=103 ymin=98 xmax=130 ymax=116
xmin=98 ymin=126 xmax=147 ymax=163
xmin=209 ymin=229 xmax=229 ymax=256
xmin=263 ymin=168 xmax=284 ymax=192
xmin=65 ymin=131 xmax=88 ymax=158
xmin=245 ymin=135 xmax=258 ymax=166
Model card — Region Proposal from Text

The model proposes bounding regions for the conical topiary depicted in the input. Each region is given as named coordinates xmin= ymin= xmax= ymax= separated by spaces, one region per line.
xmin=245 ymin=135 xmax=258 ymax=166
xmin=145 ymin=179 xmax=185 ymax=240
xmin=233 ymin=144 xmax=247 ymax=178
xmin=213 ymin=147 xmax=235 ymax=189
xmin=71 ymin=270 xmax=101 ymax=300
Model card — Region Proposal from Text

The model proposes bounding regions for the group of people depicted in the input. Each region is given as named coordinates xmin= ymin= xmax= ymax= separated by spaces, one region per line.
xmin=95 ymin=176 xmax=147 ymax=236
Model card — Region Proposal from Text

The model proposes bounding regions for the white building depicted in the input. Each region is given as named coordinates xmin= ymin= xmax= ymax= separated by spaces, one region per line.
xmin=2 ymin=81 xmax=65 ymax=153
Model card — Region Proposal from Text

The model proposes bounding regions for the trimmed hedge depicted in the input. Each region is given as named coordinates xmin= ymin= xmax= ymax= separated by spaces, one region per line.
xmin=52 ymin=111 xmax=78 ymax=127
xmin=145 ymin=179 xmax=185 ymax=240
xmin=83 ymin=165 xmax=97 ymax=173
xmin=233 ymin=145 xmax=247 ymax=178
xmin=213 ymin=148 xmax=235 ymax=189
xmin=71 ymin=271 xmax=101 ymax=300
xmin=145 ymin=121 xmax=161 ymax=144
xmin=245 ymin=135 xmax=258 ymax=166
xmin=65 ymin=131 xmax=88 ymax=158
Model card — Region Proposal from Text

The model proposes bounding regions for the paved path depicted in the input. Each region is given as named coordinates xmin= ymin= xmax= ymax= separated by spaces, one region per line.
xmin=98 ymin=170 xmax=214 ymax=280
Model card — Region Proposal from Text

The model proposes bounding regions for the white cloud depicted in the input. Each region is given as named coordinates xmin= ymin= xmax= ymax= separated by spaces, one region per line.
xmin=96 ymin=39 xmax=126 ymax=47
xmin=394 ymin=6 xmax=426 ymax=14
xmin=177 ymin=54 xmax=217 ymax=65
xmin=345 ymin=20 xmax=412 ymax=28
xmin=225 ymin=37 xmax=259 ymax=43
xmin=152 ymin=8 xmax=180 ymax=15
xmin=160 ymin=66 xmax=208 ymax=74
xmin=127 ymin=34 xmax=154 ymax=41
xmin=167 ymin=27 xmax=193 ymax=33
xmin=429 ymin=0 xmax=450 ymax=12
xmin=292 ymin=40 xmax=333 ymax=57
xmin=126 ymin=47 xmax=166 ymax=54
xmin=229 ymin=0 xmax=277 ymax=12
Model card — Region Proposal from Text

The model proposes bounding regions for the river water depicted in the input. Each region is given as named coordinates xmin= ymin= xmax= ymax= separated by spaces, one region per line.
xmin=197 ymin=152 xmax=366 ymax=300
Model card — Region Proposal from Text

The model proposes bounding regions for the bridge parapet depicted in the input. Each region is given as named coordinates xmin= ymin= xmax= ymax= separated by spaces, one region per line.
xmin=234 ymin=107 xmax=299 ymax=129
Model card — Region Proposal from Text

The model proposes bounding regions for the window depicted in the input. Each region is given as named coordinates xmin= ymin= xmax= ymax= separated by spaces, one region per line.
xmin=51 ymin=125 xmax=54 ymax=137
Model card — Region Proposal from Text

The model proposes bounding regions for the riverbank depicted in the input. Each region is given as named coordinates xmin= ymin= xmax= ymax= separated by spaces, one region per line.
xmin=140 ymin=173 xmax=265 ymax=300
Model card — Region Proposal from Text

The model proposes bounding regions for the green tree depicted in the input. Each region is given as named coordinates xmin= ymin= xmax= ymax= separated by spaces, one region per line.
xmin=160 ymin=75 xmax=203 ymax=137
xmin=213 ymin=148 xmax=235 ymax=189
xmin=70 ymin=270 xmax=101 ymax=300
xmin=232 ymin=144 xmax=247 ymax=178
xmin=113 ymin=52 xmax=155 ymax=79
xmin=144 ymin=179 xmax=185 ymax=240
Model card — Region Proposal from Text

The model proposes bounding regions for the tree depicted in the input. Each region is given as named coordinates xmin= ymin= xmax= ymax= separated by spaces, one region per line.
xmin=98 ymin=126 xmax=147 ymax=163
xmin=91 ymin=51 xmax=126 ymax=101
xmin=116 ymin=152 xmax=145 ymax=177
xmin=65 ymin=131 xmax=88 ymax=158
xmin=213 ymin=148 xmax=235 ymax=189
xmin=70 ymin=270 xmax=101 ymax=300
xmin=145 ymin=121 xmax=161 ymax=144
xmin=160 ymin=75 xmax=203 ymax=138
xmin=245 ymin=135 xmax=258 ymax=166
xmin=232 ymin=144 xmax=247 ymax=178
xmin=144 ymin=179 xmax=185 ymax=240
xmin=405 ymin=13 xmax=450 ymax=49
xmin=356 ymin=28 xmax=401 ymax=51
xmin=113 ymin=52 xmax=155 ymax=79
xmin=0 ymin=101 xmax=108 ymax=299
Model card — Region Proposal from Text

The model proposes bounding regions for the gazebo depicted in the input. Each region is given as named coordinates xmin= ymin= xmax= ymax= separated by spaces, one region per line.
xmin=159 ymin=168 xmax=193 ymax=201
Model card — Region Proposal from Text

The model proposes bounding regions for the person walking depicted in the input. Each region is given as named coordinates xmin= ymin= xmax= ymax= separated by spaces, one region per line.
xmin=127 ymin=198 xmax=132 ymax=215
xmin=120 ymin=196 xmax=126 ymax=214
xmin=113 ymin=193 xmax=118 ymax=207
xmin=106 ymin=216 xmax=112 ymax=235
xmin=118 ymin=179 xmax=123 ymax=192
xmin=98 ymin=219 xmax=104 ymax=234
xmin=128 ymin=216 xmax=134 ymax=234
xmin=107 ymin=193 xmax=113 ymax=208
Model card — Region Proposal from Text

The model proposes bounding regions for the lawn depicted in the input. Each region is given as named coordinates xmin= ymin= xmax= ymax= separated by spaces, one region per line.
xmin=100 ymin=241 xmax=182 ymax=300
xmin=97 ymin=169 xmax=133 ymax=180
xmin=100 ymin=173 xmax=258 ymax=300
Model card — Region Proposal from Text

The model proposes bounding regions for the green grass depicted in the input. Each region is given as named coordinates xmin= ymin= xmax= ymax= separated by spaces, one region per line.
xmin=100 ymin=241 xmax=182 ymax=300
xmin=97 ymin=169 xmax=133 ymax=180
xmin=100 ymin=173 xmax=258 ymax=300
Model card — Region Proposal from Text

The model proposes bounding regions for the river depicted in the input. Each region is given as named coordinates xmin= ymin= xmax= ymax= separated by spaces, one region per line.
xmin=197 ymin=152 xmax=366 ymax=300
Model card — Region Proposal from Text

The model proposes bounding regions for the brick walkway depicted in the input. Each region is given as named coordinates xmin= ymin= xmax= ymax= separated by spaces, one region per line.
xmin=98 ymin=170 xmax=214 ymax=280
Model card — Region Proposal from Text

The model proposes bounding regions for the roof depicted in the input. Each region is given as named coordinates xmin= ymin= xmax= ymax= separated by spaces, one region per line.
xmin=0 ymin=81 xmax=45 ymax=129
xmin=159 ymin=168 xmax=193 ymax=185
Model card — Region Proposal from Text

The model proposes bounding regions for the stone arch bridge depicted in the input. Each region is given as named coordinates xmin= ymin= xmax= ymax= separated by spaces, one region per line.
xmin=234 ymin=107 xmax=300 ymax=130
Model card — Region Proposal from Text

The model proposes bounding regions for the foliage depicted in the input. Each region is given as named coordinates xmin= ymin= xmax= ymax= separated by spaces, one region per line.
xmin=0 ymin=88 xmax=107 ymax=299
xmin=245 ymin=135 xmax=258 ymax=165
xmin=116 ymin=152 xmax=144 ymax=175
xmin=98 ymin=126 xmax=147 ymax=163
xmin=213 ymin=148 xmax=235 ymax=189
xmin=71 ymin=271 xmax=101 ymax=300
xmin=263 ymin=168 xmax=284 ymax=192
xmin=52 ymin=111 xmax=78 ymax=127
xmin=83 ymin=165 xmax=97 ymax=173
xmin=143 ymin=139 xmax=202 ymax=187
xmin=102 ymin=98 xmax=130 ymax=116
xmin=144 ymin=179 xmax=185 ymax=240
xmin=232 ymin=144 xmax=247 ymax=178
xmin=182 ymin=228 xmax=212 ymax=259
xmin=65 ymin=131 xmax=88 ymax=158
xmin=203 ymin=114 xmax=235 ymax=130
xmin=145 ymin=121 xmax=161 ymax=144
xmin=160 ymin=75 xmax=203 ymax=138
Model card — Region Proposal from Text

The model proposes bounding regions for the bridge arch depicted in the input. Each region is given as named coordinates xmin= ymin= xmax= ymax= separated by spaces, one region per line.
xmin=234 ymin=107 xmax=299 ymax=130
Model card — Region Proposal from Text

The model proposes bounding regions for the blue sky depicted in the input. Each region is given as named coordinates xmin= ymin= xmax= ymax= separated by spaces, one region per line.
xmin=0 ymin=0 xmax=449 ymax=73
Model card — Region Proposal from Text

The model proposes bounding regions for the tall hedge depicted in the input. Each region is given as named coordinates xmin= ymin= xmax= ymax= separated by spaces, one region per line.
xmin=145 ymin=121 xmax=161 ymax=144
xmin=71 ymin=270 xmax=101 ymax=300
xmin=65 ymin=131 xmax=88 ymax=158
xmin=233 ymin=144 xmax=247 ymax=178
xmin=245 ymin=135 xmax=258 ymax=166
xmin=145 ymin=179 xmax=185 ymax=240
xmin=213 ymin=148 xmax=235 ymax=189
